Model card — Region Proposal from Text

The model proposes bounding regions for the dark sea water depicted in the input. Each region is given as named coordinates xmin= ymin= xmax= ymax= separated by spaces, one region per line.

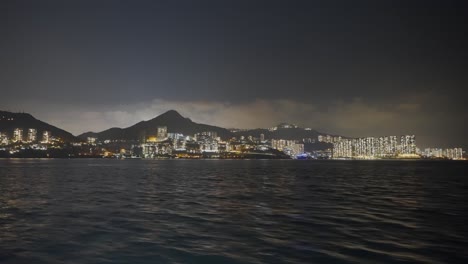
xmin=0 ymin=159 xmax=467 ymax=264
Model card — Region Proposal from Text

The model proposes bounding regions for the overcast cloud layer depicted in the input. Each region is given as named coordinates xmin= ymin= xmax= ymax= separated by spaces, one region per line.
xmin=1 ymin=0 xmax=467 ymax=148
xmin=3 ymin=91 xmax=464 ymax=149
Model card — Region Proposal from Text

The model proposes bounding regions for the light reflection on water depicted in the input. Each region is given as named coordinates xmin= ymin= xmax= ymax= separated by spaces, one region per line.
xmin=0 ymin=159 xmax=467 ymax=263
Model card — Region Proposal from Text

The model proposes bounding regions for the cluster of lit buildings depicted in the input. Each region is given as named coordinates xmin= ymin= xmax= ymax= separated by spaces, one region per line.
xmin=2 ymin=123 xmax=465 ymax=160
xmin=271 ymin=139 xmax=304 ymax=157
xmin=0 ymin=128 xmax=52 ymax=145
xmin=129 ymin=126 xmax=304 ymax=158
xmin=318 ymin=135 xmax=342 ymax=143
xmin=421 ymin=148 xmax=464 ymax=160
xmin=333 ymin=135 xmax=464 ymax=160
xmin=85 ymin=129 xmax=466 ymax=160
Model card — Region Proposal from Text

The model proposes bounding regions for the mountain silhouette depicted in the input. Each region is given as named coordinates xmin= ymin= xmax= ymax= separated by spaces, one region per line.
xmin=0 ymin=111 xmax=77 ymax=142
xmin=78 ymin=110 xmax=336 ymax=151
xmin=78 ymin=110 xmax=233 ymax=141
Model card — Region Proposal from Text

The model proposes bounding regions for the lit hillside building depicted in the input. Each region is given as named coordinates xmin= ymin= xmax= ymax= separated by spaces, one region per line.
xmin=42 ymin=131 xmax=51 ymax=144
xmin=13 ymin=128 xmax=23 ymax=142
xmin=27 ymin=128 xmax=37 ymax=142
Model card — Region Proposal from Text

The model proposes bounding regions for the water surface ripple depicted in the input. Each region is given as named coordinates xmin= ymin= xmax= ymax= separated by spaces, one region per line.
xmin=0 ymin=159 xmax=467 ymax=263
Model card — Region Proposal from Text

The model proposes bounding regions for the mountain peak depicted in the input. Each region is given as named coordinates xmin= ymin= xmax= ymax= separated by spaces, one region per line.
xmin=142 ymin=110 xmax=190 ymax=127
xmin=158 ymin=110 xmax=184 ymax=120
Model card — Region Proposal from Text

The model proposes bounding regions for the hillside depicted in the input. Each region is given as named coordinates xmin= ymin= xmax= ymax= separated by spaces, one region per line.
xmin=78 ymin=110 xmax=233 ymax=141
xmin=0 ymin=111 xmax=78 ymax=142
xmin=78 ymin=110 xmax=339 ymax=151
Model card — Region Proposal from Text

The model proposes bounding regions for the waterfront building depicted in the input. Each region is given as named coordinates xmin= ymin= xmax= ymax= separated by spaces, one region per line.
xmin=333 ymin=139 xmax=353 ymax=158
xmin=271 ymin=139 xmax=295 ymax=151
xmin=271 ymin=139 xmax=303 ymax=157
xmin=280 ymin=143 xmax=304 ymax=158
xmin=422 ymin=148 xmax=443 ymax=158
xmin=386 ymin=136 xmax=398 ymax=156
xmin=455 ymin=148 xmax=464 ymax=159
xmin=420 ymin=148 xmax=464 ymax=160
xmin=444 ymin=148 xmax=464 ymax=160
xmin=0 ymin=132 xmax=8 ymax=145
xmin=142 ymin=140 xmax=173 ymax=158
xmin=333 ymin=134 xmax=419 ymax=159
xmin=291 ymin=143 xmax=305 ymax=157
xmin=399 ymin=135 xmax=416 ymax=155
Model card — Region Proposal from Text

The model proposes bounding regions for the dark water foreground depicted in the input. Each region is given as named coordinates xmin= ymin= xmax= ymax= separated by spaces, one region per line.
xmin=0 ymin=159 xmax=467 ymax=264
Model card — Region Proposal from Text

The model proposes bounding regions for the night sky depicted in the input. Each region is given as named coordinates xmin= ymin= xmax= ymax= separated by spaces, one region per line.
xmin=1 ymin=0 xmax=467 ymax=148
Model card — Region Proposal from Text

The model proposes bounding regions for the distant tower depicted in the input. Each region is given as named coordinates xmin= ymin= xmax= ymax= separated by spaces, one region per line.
xmin=13 ymin=128 xmax=23 ymax=142
xmin=0 ymin=132 xmax=8 ymax=145
xmin=27 ymin=128 xmax=37 ymax=142
xmin=260 ymin=133 xmax=265 ymax=142
xmin=157 ymin=126 xmax=168 ymax=140
xmin=42 ymin=131 xmax=51 ymax=143
xmin=87 ymin=137 xmax=97 ymax=145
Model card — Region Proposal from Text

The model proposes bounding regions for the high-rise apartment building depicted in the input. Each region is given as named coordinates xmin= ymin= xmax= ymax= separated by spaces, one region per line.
xmin=42 ymin=131 xmax=51 ymax=143
xmin=0 ymin=132 xmax=8 ymax=145
xmin=157 ymin=126 xmax=168 ymax=140
xmin=333 ymin=135 xmax=418 ymax=159
xmin=27 ymin=128 xmax=37 ymax=142
xmin=13 ymin=128 xmax=23 ymax=142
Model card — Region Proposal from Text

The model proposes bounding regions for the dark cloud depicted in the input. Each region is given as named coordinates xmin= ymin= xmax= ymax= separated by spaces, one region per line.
xmin=1 ymin=0 xmax=467 ymax=148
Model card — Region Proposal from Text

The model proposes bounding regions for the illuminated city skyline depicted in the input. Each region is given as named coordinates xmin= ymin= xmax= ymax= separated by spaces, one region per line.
xmin=0 ymin=114 xmax=464 ymax=160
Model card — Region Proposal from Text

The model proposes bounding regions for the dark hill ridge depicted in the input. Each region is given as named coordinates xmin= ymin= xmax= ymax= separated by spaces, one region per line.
xmin=1 ymin=109 xmax=339 ymax=145
xmin=232 ymin=127 xmax=322 ymax=140
xmin=1 ymin=109 xmax=341 ymax=145
xmin=0 ymin=111 xmax=77 ymax=142
xmin=79 ymin=110 xmax=234 ymax=141
xmin=78 ymin=110 xmax=339 ymax=144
